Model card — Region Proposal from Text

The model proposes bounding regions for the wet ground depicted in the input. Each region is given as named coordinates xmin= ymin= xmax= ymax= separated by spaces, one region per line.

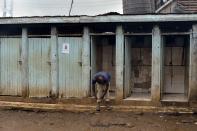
xmin=0 ymin=110 xmax=197 ymax=131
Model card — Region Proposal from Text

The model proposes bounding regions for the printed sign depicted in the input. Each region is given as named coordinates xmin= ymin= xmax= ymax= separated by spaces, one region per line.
xmin=62 ymin=43 xmax=69 ymax=54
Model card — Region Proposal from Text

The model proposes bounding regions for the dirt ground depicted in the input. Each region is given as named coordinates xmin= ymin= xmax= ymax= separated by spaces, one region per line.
xmin=0 ymin=109 xmax=197 ymax=131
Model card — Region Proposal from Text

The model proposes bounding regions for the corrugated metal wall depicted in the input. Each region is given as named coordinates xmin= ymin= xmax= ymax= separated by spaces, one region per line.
xmin=0 ymin=38 xmax=22 ymax=96
xmin=0 ymin=35 xmax=85 ymax=98
xmin=28 ymin=38 xmax=51 ymax=97
xmin=58 ymin=37 xmax=83 ymax=98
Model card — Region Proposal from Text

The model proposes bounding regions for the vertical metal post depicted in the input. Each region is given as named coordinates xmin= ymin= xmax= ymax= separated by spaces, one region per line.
xmin=116 ymin=25 xmax=124 ymax=102
xmin=189 ymin=24 xmax=197 ymax=101
xmin=151 ymin=25 xmax=162 ymax=104
xmin=21 ymin=28 xmax=29 ymax=97
xmin=51 ymin=27 xmax=58 ymax=98
xmin=82 ymin=27 xmax=91 ymax=96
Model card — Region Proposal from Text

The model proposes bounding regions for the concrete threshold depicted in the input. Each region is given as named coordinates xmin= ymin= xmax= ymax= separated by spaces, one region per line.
xmin=0 ymin=101 xmax=196 ymax=114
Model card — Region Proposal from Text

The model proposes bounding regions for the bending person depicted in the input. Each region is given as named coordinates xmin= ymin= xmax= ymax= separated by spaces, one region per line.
xmin=92 ymin=71 xmax=111 ymax=111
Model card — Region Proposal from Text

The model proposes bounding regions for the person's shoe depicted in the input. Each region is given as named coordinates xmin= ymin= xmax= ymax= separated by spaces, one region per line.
xmin=97 ymin=99 xmax=101 ymax=103
xmin=105 ymin=98 xmax=110 ymax=102
xmin=92 ymin=96 xmax=96 ymax=99
xmin=96 ymin=105 xmax=100 ymax=111
xmin=106 ymin=106 xmax=112 ymax=110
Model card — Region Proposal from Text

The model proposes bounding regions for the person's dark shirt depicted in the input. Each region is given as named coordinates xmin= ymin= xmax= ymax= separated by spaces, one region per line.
xmin=92 ymin=71 xmax=111 ymax=85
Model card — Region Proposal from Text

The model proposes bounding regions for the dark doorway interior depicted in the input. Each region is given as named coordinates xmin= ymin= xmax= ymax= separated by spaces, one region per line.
xmin=91 ymin=35 xmax=116 ymax=97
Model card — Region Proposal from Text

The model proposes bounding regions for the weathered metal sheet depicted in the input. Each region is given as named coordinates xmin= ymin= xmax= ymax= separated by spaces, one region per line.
xmin=28 ymin=38 xmax=51 ymax=97
xmin=90 ymin=36 xmax=97 ymax=96
xmin=58 ymin=37 xmax=83 ymax=98
xmin=131 ymin=45 xmax=152 ymax=93
xmin=164 ymin=66 xmax=185 ymax=93
xmin=124 ymin=37 xmax=132 ymax=98
xmin=164 ymin=47 xmax=186 ymax=94
xmin=0 ymin=38 xmax=22 ymax=96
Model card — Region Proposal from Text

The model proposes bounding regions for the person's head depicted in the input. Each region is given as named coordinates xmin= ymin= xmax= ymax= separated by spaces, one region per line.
xmin=96 ymin=76 xmax=105 ymax=84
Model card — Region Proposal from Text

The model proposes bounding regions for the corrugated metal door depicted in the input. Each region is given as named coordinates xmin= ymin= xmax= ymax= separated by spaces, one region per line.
xmin=58 ymin=37 xmax=83 ymax=98
xmin=0 ymin=38 xmax=22 ymax=96
xmin=164 ymin=47 xmax=185 ymax=94
xmin=28 ymin=38 xmax=51 ymax=97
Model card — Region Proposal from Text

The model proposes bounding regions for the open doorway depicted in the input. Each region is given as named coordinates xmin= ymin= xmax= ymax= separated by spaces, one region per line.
xmin=124 ymin=35 xmax=152 ymax=100
xmin=162 ymin=35 xmax=189 ymax=102
xmin=91 ymin=35 xmax=116 ymax=98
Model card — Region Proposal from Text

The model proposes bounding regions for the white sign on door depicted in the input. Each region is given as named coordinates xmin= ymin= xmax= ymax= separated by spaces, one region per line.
xmin=62 ymin=43 xmax=69 ymax=54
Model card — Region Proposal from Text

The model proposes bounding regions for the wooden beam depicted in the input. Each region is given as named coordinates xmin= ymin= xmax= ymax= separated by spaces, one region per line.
xmin=189 ymin=24 xmax=197 ymax=101
xmin=50 ymin=27 xmax=58 ymax=98
xmin=116 ymin=25 xmax=124 ymax=102
xmin=151 ymin=26 xmax=162 ymax=105
xmin=21 ymin=28 xmax=29 ymax=97
xmin=82 ymin=27 xmax=91 ymax=96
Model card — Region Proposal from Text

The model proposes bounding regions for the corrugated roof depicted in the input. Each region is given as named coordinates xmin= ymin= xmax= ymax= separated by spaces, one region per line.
xmin=156 ymin=0 xmax=197 ymax=13
xmin=178 ymin=0 xmax=197 ymax=13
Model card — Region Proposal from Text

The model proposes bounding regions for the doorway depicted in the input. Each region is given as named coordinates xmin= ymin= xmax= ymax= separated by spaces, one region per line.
xmin=163 ymin=35 xmax=189 ymax=101
xmin=91 ymin=35 xmax=116 ymax=97
xmin=124 ymin=35 xmax=152 ymax=100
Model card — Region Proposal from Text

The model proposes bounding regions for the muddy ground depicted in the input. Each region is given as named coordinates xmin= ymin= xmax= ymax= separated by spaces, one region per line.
xmin=0 ymin=109 xmax=197 ymax=131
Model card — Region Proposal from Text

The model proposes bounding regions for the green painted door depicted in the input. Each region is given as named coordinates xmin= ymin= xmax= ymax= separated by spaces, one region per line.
xmin=58 ymin=37 xmax=83 ymax=98
xmin=28 ymin=38 xmax=51 ymax=97
xmin=0 ymin=38 xmax=22 ymax=96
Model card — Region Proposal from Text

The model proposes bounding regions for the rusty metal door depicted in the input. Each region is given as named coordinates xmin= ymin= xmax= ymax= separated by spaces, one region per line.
xmin=58 ymin=37 xmax=83 ymax=98
xmin=0 ymin=38 xmax=22 ymax=96
xmin=28 ymin=38 xmax=51 ymax=97
xmin=164 ymin=46 xmax=185 ymax=94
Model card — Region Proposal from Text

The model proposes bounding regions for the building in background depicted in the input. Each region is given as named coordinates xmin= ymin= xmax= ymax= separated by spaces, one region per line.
xmin=123 ymin=0 xmax=197 ymax=14
xmin=156 ymin=0 xmax=197 ymax=13
xmin=122 ymin=0 xmax=155 ymax=14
